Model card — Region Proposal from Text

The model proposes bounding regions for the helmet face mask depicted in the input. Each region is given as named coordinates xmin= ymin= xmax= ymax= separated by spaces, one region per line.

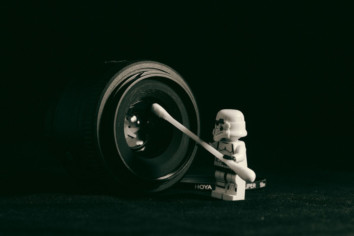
xmin=212 ymin=110 xmax=247 ymax=142
xmin=213 ymin=119 xmax=231 ymax=142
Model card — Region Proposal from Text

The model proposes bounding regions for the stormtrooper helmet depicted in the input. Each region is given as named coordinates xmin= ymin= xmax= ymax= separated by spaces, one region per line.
xmin=212 ymin=109 xmax=247 ymax=142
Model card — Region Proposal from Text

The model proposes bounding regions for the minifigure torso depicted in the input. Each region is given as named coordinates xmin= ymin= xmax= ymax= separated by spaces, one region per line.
xmin=212 ymin=140 xmax=246 ymax=170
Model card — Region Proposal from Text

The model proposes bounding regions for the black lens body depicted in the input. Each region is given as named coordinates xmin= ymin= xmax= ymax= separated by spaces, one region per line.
xmin=48 ymin=61 xmax=200 ymax=193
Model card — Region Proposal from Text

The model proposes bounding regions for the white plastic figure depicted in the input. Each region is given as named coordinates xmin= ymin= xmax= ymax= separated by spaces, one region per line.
xmin=210 ymin=109 xmax=248 ymax=201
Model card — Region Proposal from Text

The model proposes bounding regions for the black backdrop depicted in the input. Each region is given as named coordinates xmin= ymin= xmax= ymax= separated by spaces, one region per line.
xmin=2 ymin=2 xmax=353 ymax=183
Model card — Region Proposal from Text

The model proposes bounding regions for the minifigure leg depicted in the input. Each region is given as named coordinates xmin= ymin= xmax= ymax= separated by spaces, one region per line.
xmin=223 ymin=159 xmax=247 ymax=201
xmin=230 ymin=175 xmax=246 ymax=201
xmin=211 ymin=170 xmax=226 ymax=199
xmin=234 ymin=158 xmax=247 ymax=200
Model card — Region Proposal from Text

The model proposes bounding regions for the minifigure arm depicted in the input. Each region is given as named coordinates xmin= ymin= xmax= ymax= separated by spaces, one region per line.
xmin=209 ymin=141 xmax=218 ymax=149
xmin=232 ymin=141 xmax=246 ymax=163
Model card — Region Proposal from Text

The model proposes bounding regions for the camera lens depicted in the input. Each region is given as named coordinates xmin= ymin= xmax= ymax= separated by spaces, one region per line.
xmin=49 ymin=61 xmax=199 ymax=193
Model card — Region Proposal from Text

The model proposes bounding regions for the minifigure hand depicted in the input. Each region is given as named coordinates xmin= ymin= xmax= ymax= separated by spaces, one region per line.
xmin=223 ymin=155 xmax=236 ymax=161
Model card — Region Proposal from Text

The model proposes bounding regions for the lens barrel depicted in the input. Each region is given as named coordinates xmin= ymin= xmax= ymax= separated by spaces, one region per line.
xmin=49 ymin=61 xmax=200 ymax=193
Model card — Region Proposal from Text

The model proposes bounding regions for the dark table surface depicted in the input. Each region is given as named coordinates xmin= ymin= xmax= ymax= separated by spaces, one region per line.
xmin=0 ymin=170 xmax=353 ymax=235
xmin=2 ymin=2 xmax=353 ymax=235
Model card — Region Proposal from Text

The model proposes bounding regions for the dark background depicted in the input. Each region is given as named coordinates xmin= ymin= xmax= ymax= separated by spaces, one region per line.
xmin=2 ymin=1 xmax=353 ymax=173
xmin=1 ymin=2 xmax=353 ymax=235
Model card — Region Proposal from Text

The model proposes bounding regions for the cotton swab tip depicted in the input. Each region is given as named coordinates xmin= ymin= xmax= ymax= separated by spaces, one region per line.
xmin=151 ymin=103 xmax=167 ymax=119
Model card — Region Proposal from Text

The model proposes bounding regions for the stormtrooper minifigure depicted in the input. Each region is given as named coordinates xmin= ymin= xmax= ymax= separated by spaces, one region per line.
xmin=210 ymin=109 xmax=248 ymax=201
